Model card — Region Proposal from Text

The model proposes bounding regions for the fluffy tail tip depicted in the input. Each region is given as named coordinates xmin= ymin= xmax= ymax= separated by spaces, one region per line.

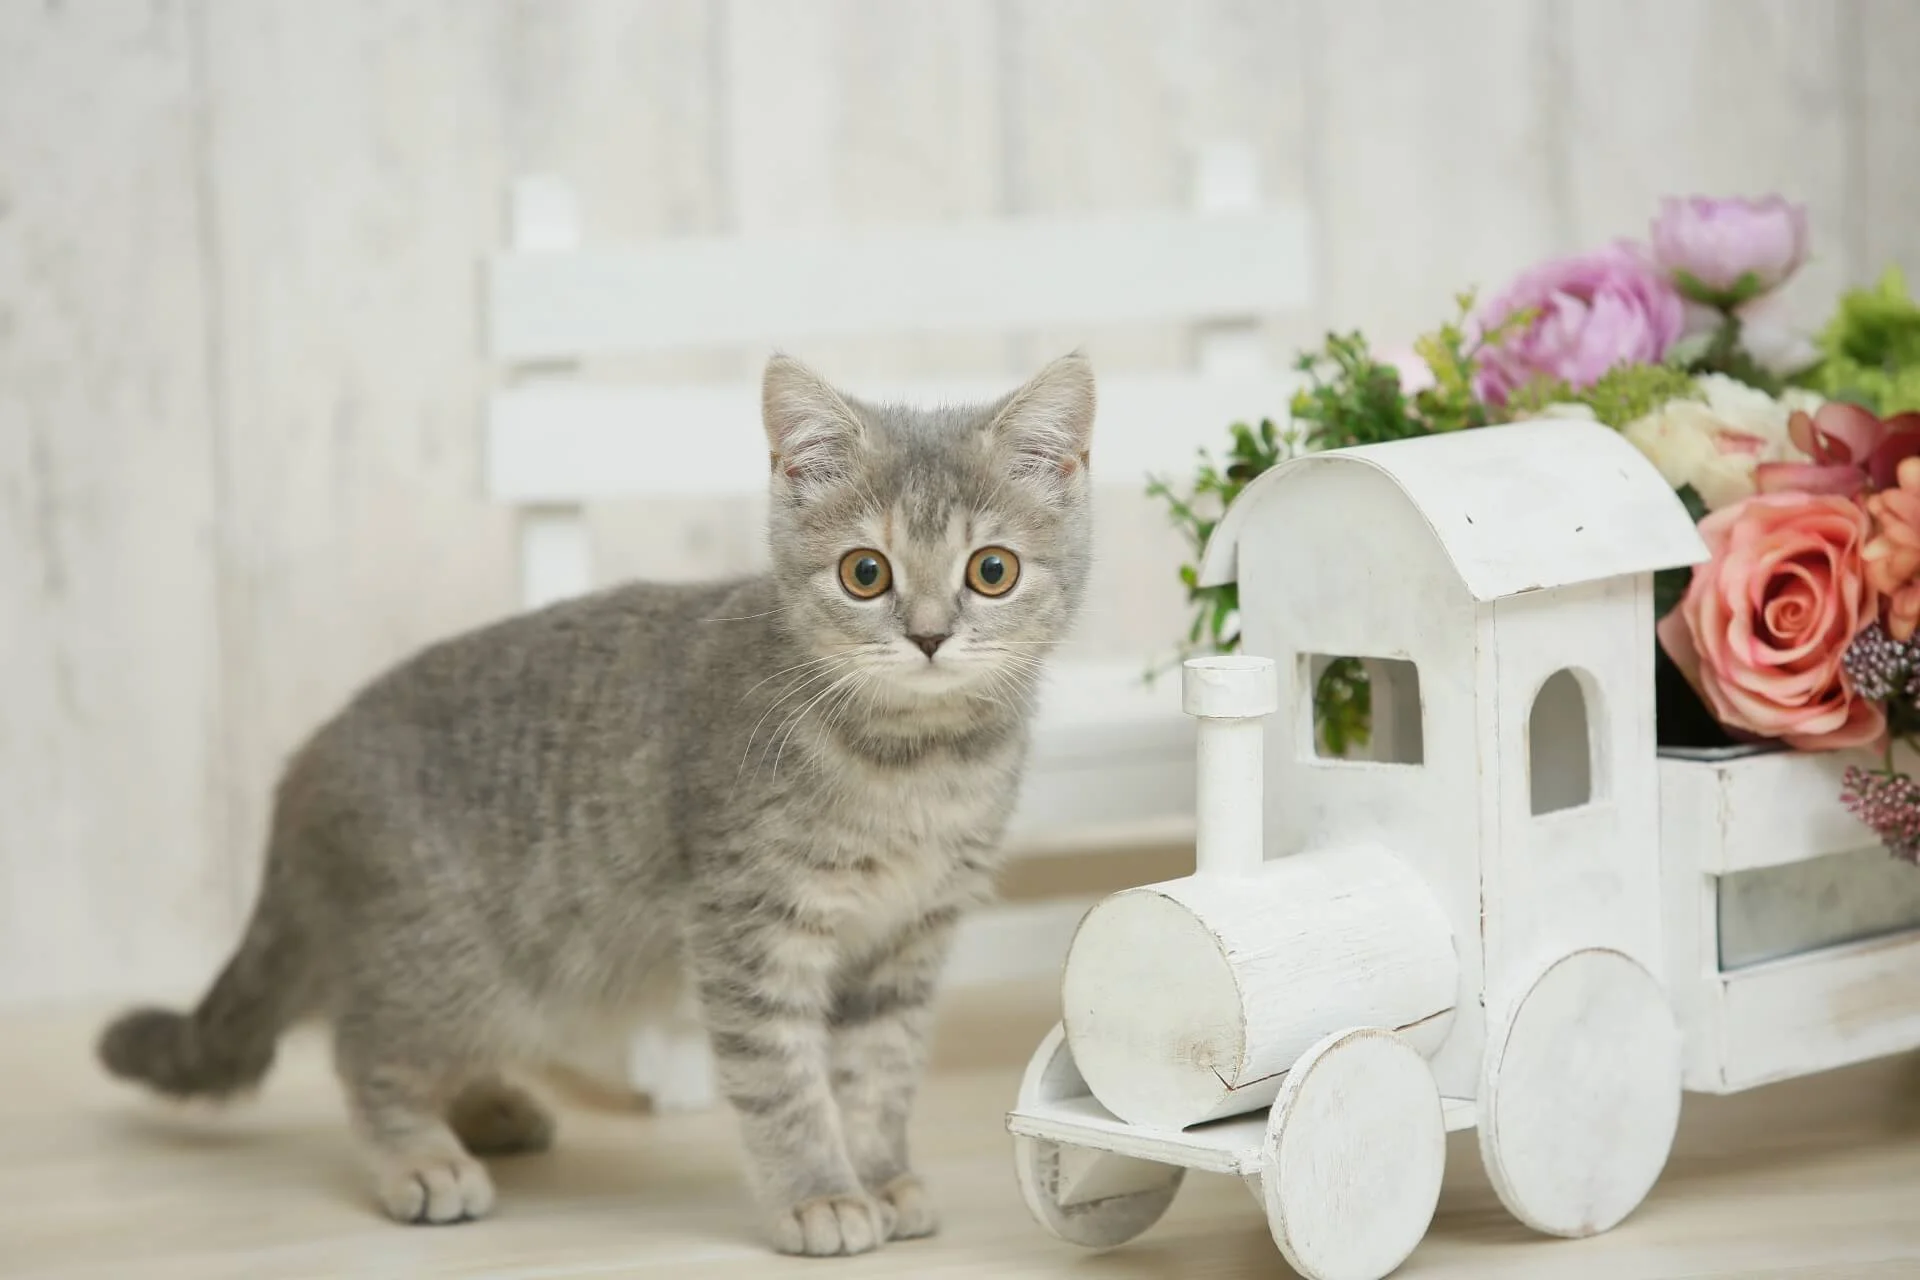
xmin=96 ymin=1006 xmax=271 ymax=1100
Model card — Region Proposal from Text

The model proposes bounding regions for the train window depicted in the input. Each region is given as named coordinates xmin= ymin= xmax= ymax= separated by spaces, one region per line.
xmin=1530 ymin=667 xmax=1596 ymax=815
xmin=1305 ymin=654 xmax=1424 ymax=764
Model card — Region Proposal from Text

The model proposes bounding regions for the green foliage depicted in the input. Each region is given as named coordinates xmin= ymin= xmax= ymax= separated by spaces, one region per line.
xmin=1146 ymin=292 xmax=1532 ymax=752
xmin=1412 ymin=292 xmax=1536 ymax=433
xmin=1287 ymin=291 xmax=1528 ymax=450
xmin=1690 ymin=313 xmax=1790 ymax=393
xmin=1800 ymin=267 xmax=1920 ymax=414
xmin=1313 ymin=658 xmax=1372 ymax=757
xmin=1284 ymin=332 xmax=1415 ymax=451
xmin=1673 ymin=267 xmax=1768 ymax=311
xmin=1144 ymin=416 xmax=1298 ymax=659
xmin=1502 ymin=362 xmax=1702 ymax=429
xmin=1651 ymin=486 xmax=1709 ymax=621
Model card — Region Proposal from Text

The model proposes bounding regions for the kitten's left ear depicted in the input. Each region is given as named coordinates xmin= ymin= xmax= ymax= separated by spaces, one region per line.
xmin=987 ymin=350 xmax=1096 ymax=485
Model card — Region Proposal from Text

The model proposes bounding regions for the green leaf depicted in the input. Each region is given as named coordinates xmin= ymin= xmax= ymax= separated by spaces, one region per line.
xmin=1653 ymin=566 xmax=1693 ymax=621
xmin=1674 ymin=484 xmax=1709 ymax=525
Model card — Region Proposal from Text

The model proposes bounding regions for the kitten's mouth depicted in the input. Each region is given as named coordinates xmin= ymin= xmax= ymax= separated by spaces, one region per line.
xmin=887 ymin=653 xmax=985 ymax=694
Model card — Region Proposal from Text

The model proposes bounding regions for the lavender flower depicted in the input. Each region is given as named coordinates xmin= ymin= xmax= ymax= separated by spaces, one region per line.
xmin=1843 ymin=623 xmax=1915 ymax=701
xmin=1841 ymin=766 xmax=1920 ymax=864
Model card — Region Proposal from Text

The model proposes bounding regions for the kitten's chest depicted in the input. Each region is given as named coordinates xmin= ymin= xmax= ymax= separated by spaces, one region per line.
xmin=789 ymin=751 xmax=1019 ymax=942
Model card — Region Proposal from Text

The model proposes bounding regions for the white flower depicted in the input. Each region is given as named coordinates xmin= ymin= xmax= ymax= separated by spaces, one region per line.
xmin=1621 ymin=374 xmax=1824 ymax=511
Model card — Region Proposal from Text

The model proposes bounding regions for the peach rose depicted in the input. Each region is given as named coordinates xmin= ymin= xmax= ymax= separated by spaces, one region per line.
xmin=1658 ymin=491 xmax=1885 ymax=750
xmin=1865 ymin=455 xmax=1920 ymax=641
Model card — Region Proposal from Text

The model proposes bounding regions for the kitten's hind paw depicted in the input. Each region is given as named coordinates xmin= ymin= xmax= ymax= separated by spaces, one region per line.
xmin=374 ymin=1149 xmax=496 ymax=1225
xmin=448 ymin=1079 xmax=555 ymax=1156
xmin=878 ymin=1173 xmax=939 ymax=1240
xmin=770 ymin=1193 xmax=891 ymax=1256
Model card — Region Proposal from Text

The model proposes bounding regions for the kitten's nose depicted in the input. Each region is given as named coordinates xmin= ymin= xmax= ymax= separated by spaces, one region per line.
xmin=909 ymin=633 xmax=949 ymax=659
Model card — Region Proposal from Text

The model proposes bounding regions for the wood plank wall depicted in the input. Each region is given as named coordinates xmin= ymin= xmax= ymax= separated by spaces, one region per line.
xmin=4 ymin=0 xmax=1918 ymax=1007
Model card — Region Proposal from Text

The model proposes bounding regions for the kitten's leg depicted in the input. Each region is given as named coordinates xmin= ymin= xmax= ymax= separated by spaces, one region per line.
xmin=335 ymin=1028 xmax=495 ymax=1225
xmin=830 ymin=907 xmax=958 ymax=1241
xmin=447 ymin=1072 xmax=555 ymax=1156
xmin=689 ymin=916 xmax=888 ymax=1257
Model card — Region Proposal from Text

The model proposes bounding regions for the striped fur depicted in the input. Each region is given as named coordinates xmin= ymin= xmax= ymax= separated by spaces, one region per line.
xmin=95 ymin=353 xmax=1096 ymax=1255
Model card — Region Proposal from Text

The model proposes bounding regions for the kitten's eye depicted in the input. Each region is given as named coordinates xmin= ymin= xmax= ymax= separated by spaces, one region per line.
xmin=966 ymin=546 xmax=1019 ymax=597
xmin=838 ymin=549 xmax=892 ymax=599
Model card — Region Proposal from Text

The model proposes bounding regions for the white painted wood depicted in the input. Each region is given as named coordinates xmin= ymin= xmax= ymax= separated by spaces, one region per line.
xmin=1010 ymin=1024 xmax=1185 ymax=1249
xmin=1200 ymin=418 xmax=1711 ymax=601
xmin=1183 ymin=656 xmax=1279 ymax=878
xmin=1703 ymin=928 xmax=1920 ymax=1095
xmin=1659 ymin=742 xmax=1920 ymax=876
xmin=517 ymin=507 xmax=595 ymax=612
xmin=504 ymin=177 xmax=594 ymax=612
xmin=1303 ymin=0 xmax=1560 ymax=349
xmin=1484 ymin=577 xmax=1668 ymax=990
xmin=0 ymin=1 xmax=230 ymax=1005
xmin=1859 ymin=0 xmax=1920 ymax=281
xmin=1192 ymin=140 xmax=1268 ymax=379
xmin=1060 ymin=842 xmax=1458 ymax=1129
xmin=1261 ymin=1027 xmax=1446 ymax=1280
xmin=509 ymin=173 xmax=584 ymax=254
xmin=1009 ymin=1088 xmax=1479 ymax=1180
xmin=1033 ymin=419 xmax=1710 ymax=1265
xmin=1478 ymin=948 xmax=1682 ymax=1239
xmin=1656 ymin=743 xmax=1920 ymax=1094
xmin=199 ymin=2 xmax=533 ymax=943
xmin=1226 ymin=457 xmax=1487 ymax=1098
xmin=486 ymin=208 xmax=1312 ymax=360
xmin=486 ymin=372 xmax=1305 ymax=502
xmin=1013 ymin=1093 xmax=1269 ymax=1180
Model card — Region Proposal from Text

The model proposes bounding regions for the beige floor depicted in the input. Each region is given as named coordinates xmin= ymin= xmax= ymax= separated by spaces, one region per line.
xmin=6 ymin=985 xmax=1920 ymax=1280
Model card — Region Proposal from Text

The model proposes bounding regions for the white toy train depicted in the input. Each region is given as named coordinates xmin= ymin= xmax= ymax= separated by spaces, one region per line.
xmin=1007 ymin=419 xmax=1725 ymax=1280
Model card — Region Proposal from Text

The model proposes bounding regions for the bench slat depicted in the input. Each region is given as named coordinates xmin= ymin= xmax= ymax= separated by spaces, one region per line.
xmin=486 ymin=373 xmax=1302 ymax=501
xmin=486 ymin=209 xmax=1311 ymax=360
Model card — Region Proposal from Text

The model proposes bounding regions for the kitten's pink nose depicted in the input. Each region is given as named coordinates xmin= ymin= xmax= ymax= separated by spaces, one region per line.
xmin=909 ymin=633 xmax=949 ymax=659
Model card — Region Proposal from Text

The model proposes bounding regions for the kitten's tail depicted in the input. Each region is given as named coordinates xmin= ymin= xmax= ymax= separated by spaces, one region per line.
xmin=96 ymin=892 xmax=308 ymax=1101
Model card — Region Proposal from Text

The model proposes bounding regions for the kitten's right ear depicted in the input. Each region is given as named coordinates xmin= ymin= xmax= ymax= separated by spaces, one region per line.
xmin=762 ymin=354 xmax=864 ymax=499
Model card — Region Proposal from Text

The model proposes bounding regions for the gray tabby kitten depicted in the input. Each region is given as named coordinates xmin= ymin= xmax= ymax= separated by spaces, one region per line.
xmin=96 ymin=352 xmax=1096 ymax=1256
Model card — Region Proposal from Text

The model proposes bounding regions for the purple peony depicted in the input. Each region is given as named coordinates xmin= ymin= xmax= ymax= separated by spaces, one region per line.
xmin=1474 ymin=243 xmax=1688 ymax=405
xmin=1650 ymin=195 xmax=1810 ymax=307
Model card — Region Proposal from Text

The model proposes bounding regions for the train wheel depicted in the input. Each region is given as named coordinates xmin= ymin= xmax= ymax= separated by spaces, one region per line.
xmin=1011 ymin=1023 xmax=1184 ymax=1248
xmin=1259 ymin=1026 xmax=1445 ymax=1280
xmin=1478 ymin=947 xmax=1682 ymax=1238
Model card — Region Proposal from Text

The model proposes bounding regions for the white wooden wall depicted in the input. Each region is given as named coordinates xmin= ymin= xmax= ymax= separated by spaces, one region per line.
xmin=5 ymin=0 xmax=1920 ymax=1009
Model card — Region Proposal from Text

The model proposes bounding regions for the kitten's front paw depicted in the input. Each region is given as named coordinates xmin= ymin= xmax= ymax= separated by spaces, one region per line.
xmin=374 ymin=1149 xmax=496 ymax=1225
xmin=877 ymin=1173 xmax=939 ymax=1240
xmin=769 ymin=1193 xmax=892 ymax=1256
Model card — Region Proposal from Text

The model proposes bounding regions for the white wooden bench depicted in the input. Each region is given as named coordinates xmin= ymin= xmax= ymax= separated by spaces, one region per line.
xmin=481 ymin=143 xmax=1313 ymax=1108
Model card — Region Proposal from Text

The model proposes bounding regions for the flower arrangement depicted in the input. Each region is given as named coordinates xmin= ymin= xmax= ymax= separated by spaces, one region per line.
xmin=1151 ymin=194 xmax=1920 ymax=859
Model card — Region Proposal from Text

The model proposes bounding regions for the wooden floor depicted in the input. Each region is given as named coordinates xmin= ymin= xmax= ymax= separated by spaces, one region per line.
xmin=7 ymin=984 xmax=1920 ymax=1279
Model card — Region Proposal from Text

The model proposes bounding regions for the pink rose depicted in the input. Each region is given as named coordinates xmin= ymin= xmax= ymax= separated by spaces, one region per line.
xmin=1650 ymin=195 xmax=1810 ymax=307
xmin=1658 ymin=491 xmax=1885 ymax=751
xmin=1474 ymin=244 xmax=1687 ymax=404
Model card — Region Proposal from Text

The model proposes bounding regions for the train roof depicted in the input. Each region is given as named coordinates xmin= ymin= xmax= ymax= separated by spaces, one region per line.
xmin=1195 ymin=416 xmax=1709 ymax=603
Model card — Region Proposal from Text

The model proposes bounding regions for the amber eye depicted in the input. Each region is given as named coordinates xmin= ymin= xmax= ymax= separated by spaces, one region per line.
xmin=838 ymin=549 xmax=892 ymax=599
xmin=966 ymin=547 xmax=1019 ymax=597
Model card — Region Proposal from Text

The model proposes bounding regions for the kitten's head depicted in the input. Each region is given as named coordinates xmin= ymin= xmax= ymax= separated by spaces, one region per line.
xmin=760 ymin=352 xmax=1096 ymax=706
